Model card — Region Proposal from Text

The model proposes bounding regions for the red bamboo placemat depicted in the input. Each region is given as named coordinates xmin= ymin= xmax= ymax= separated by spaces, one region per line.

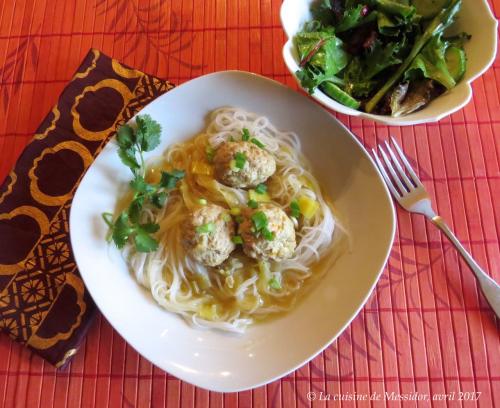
xmin=0 ymin=1 xmax=498 ymax=407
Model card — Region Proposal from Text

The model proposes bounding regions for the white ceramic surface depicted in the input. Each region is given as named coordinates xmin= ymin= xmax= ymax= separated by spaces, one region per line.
xmin=70 ymin=71 xmax=396 ymax=392
xmin=281 ymin=0 xmax=498 ymax=126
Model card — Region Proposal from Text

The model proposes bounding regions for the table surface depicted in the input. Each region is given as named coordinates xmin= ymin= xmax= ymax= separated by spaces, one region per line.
xmin=0 ymin=1 xmax=499 ymax=407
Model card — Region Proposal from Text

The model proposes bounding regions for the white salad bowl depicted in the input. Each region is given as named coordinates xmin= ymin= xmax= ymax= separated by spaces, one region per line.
xmin=281 ymin=0 xmax=498 ymax=126
xmin=70 ymin=71 xmax=395 ymax=392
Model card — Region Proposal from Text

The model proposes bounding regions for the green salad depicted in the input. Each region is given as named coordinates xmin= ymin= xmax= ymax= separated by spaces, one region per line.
xmin=294 ymin=0 xmax=469 ymax=116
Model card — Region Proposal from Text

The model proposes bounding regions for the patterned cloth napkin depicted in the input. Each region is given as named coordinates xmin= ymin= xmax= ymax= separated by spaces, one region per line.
xmin=0 ymin=49 xmax=173 ymax=367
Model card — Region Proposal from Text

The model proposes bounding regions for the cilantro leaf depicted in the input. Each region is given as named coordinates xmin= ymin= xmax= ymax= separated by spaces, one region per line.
xmin=171 ymin=169 xmax=185 ymax=179
xmin=128 ymin=196 xmax=144 ymax=224
xmin=118 ymin=147 xmax=140 ymax=173
xmin=130 ymin=175 xmax=157 ymax=194
xmin=101 ymin=212 xmax=114 ymax=228
xmin=105 ymin=116 xmax=180 ymax=253
xmin=112 ymin=213 xmax=134 ymax=249
xmin=160 ymin=170 xmax=185 ymax=189
xmin=134 ymin=229 xmax=159 ymax=252
xmin=117 ymin=124 xmax=135 ymax=149
xmin=140 ymin=223 xmax=160 ymax=233
xmin=151 ymin=191 xmax=168 ymax=208
xmin=135 ymin=114 xmax=161 ymax=152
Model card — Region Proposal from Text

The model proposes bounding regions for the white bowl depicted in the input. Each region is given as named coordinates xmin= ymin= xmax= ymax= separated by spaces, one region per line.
xmin=70 ymin=71 xmax=396 ymax=392
xmin=281 ymin=0 xmax=498 ymax=126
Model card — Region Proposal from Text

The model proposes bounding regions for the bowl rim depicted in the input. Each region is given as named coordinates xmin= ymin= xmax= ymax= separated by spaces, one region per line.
xmin=70 ymin=70 xmax=396 ymax=392
xmin=280 ymin=0 xmax=499 ymax=126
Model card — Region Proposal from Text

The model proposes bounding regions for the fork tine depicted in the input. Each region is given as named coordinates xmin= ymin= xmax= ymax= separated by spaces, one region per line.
xmin=390 ymin=137 xmax=423 ymax=187
xmin=384 ymin=140 xmax=412 ymax=190
xmin=371 ymin=148 xmax=401 ymax=198
xmin=379 ymin=145 xmax=408 ymax=194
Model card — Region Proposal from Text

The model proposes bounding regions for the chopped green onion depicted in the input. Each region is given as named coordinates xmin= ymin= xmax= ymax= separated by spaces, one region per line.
xmin=234 ymin=152 xmax=246 ymax=169
xmin=251 ymin=211 xmax=268 ymax=231
xmin=269 ymin=276 xmax=282 ymax=290
xmin=206 ymin=146 xmax=215 ymax=162
xmin=290 ymin=199 xmax=301 ymax=219
xmin=198 ymin=198 xmax=207 ymax=206
xmin=255 ymin=183 xmax=267 ymax=194
xmin=247 ymin=199 xmax=258 ymax=209
xmin=251 ymin=138 xmax=265 ymax=148
xmin=262 ymin=227 xmax=275 ymax=241
xmin=235 ymin=215 xmax=244 ymax=223
xmin=196 ymin=222 xmax=215 ymax=234
xmin=232 ymin=235 xmax=243 ymax=244
xmin=242 ymin=128 xmax=251 ymax=141
xmin=229 ymin=159 xmax=239 ymax=172
xmin=222 ymin=213 xmax=232 ymax=222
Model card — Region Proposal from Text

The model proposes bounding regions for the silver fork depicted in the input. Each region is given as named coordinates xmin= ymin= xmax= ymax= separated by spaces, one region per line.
xmin=372 ymin=137 xmax=500 ymax=318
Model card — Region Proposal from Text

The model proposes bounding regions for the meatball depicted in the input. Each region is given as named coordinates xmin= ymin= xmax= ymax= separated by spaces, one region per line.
xmin=184 ymin=204 xmax=236 ymax=267
xmin=239 ymin=204 xmax=296 ymax=262
xmin=213 ymin=141 xmax=276 ymax=188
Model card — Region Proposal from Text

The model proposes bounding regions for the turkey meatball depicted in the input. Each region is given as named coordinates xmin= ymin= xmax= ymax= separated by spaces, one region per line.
xmin=184 ymin=204 xmax=235 ymax=267
xmin=239 ymin=203 xmax=296 ymax=262
xmin=213 ymin=141 xmax=276 ymax=188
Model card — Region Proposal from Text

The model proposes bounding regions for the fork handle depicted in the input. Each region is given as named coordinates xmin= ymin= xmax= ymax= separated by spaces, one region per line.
xmin=431 ymin=216 xmax=500 ymax=318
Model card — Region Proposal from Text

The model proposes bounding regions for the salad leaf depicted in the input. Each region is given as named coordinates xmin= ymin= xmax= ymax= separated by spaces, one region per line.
xmin=365 ymin=0 xmax=462 ymax=113
xmin=404 ymin=34 xmax=456 ymax=89
xmin=376 ymin=0 xmax=416 ymax=20
xmin=377 ymin=11 xmax=400 ymax=36
xmin=336 ymin=4 xmax=376 ymax=33
xmin=344 ymin=58 xmax=378 ymax=98
xmin=297 ymin=0 xmax=466 ymax=116
xmin=411 ymin=0 xmax=448 ymax=19
xmin=311 ymin=0 xmax=343 ymax=26
xmin=364 ymin=40 xmax=403 ymax=79
xmin=296 ymin=68 xmax=344 ymax=93
xmin=295 ymin=31 xmax=349 ymax=76
xmin=343 ymin=40 xmax=401 ymax=98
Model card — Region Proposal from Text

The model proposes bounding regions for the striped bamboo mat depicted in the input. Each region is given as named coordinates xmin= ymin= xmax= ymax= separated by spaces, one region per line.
xmin=0 ymin=1 xmax=498 ymax=406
